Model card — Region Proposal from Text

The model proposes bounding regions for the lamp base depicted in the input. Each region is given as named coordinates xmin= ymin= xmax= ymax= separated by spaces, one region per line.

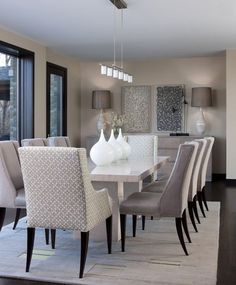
xmin=97 ymin=109 xmax=109 ymax=135
xmin=195 ymin=108 xmax=206 ymax=135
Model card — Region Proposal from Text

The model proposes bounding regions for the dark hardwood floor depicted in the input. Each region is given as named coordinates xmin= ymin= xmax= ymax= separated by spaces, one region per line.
xmin=0 ymin=180 xmax=235 ymax=285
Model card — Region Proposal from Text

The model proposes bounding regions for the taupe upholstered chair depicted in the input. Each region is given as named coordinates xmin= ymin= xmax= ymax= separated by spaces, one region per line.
xmin=47 ymin=136 xmax=71 ymax=147
xmin=19 ymin=147 xmax=112 ymax=278
xmin=21 ymin=138 xmax=47 ymax=146
xmin=120 ymin=144 xmax=196 ymax=256
xmin=0 ymin=141 xmax=25 ymax=231
xmin=197 ymin=137 xmax=215 ymax=216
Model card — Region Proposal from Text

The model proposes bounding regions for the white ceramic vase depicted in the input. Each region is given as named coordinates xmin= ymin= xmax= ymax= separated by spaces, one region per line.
xmin=90 ymin=129 xmax=115 ymax=166
xmin=108 ymin=129 xmax=123 ymax=161
xmin=116 ymin=128 xmax=131 ymax=159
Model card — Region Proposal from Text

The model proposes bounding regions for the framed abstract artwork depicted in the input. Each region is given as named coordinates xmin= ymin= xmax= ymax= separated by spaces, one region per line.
xmin=121 ymin=85 xmax=151 ymax=132
xmin=156 ymin=85 xmax=185 ymax=132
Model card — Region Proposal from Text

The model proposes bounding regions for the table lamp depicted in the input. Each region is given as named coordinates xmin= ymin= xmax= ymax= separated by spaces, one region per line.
xmin=191 ymin=87 xmax=212 ymax=135
xmin=92 ymin=90 xmax=111 ymax=133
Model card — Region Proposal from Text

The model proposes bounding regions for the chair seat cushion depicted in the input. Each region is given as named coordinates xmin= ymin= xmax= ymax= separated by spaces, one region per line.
xmin=120 ymin=192 xmax=162 ymax=216
xmin=141 ymin=181 xmax=166 ymax=193
xmin=15 ymin=188 xmax=26 ymax=207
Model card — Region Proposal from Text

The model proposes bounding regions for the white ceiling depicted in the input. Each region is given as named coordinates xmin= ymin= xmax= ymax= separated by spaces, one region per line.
xmin=0 ymin=0 xmax=236 ymax=60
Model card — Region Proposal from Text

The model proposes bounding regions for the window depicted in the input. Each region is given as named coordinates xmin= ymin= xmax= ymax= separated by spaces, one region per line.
xmin=0 ymin=41 xmax=34 ymax=141
xmin=46 ymin=62 xmax=67 ymax=136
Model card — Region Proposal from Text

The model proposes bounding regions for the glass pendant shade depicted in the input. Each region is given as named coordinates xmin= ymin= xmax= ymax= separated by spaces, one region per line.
xmin=118 ymin=70 xmax=124 ymax=80
xmin=107 ymin=67 xmax=113 ymax=76
xmin=101 ymin=65 xmax=107 ymax=75
xmin=113 ymin=68 xmax=118 ymax=78
xmin=123 ymin=73 xmax=128 ymax=81
xmin=128 ymin=75 xmax=133 ymax=83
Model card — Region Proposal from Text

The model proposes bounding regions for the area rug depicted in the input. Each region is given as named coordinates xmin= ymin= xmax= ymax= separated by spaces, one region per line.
xmin=0 ymin=202 xmax=220 ymax=285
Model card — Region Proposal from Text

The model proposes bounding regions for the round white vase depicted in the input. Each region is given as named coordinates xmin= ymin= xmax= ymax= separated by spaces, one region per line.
xmin=108 ymin=129 xmax=123 ymax=161
xmin=116 ymin=128 xmax=131 ymax=159
xmin=90 ymin=129 xmax=115 ymax=166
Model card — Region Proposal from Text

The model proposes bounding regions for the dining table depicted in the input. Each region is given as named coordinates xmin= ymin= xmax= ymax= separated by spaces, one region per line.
xmin=84 ymin=156 xmax=169 ymax=241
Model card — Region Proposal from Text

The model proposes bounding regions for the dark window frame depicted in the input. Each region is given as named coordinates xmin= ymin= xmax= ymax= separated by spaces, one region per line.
xmin=0 ymin=40 xmax=34 ymax=141
xmin=46 ymin=62 xmax=67 ymax=136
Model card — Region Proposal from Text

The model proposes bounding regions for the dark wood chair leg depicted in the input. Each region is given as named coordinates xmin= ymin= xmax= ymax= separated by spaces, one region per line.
xmin=175 ymin=218 xmax=188 ymax=256
xmin=13 ymin=208 xmax=21 ymax=230
xmin=197 ymin=191 xmax=206 ymax=218
xmin=51 ymin=229 xmax=56 ymax=249
xmin=188 ymin=202 xmax=198 ymax=232
xmin=151 ymin=216 xmax=153 ymax=220
xmin=182 ymin=209 xmax=191 ymax=243
xmin=132 ymin=215 xmax=137 ymax=237
xmin=45 ymin=229 xmax=49 ymax=245
xmin=142 ymin=216 xmax=145 ymax=230
xmin=193 ymin=196 xmax=201 ymax=224
xmin=120 ymin=214 xmax=126 ymax=252
xmin=0 ymin=207 xmax=6 ymax=231
xmin=79 ymin=231 xmax=89 ymax=278
xmin=106 ymin=215 xmax=112 ymax=254
xmin=26 ymin=227 xmax=35 ymax=272
xmin=202 ymin=187 xmax=209 ymax=211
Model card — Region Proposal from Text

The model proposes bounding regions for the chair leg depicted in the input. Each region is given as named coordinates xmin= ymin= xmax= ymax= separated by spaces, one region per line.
xmin=0 ymin=207 xmax=6 ymax=231
xmin=188 ymin=202 xmax=198 ymax=233
xmin=202 ymin=187 xmax=209 ymax=211
xmin=181 ymin=209 xmax=191 ymax=243
xmin=106 ymin=215 xmax=112 ymax=254
xmin=132 ymin=215 xmax=137 ymax=237
xmin=151 ymin=216 xmax=154 ymax=220
xmin=197 ymin=191 xmax=206 ymax=218
xmin=45 ymin=229 xmax=49 ymax=245
xmin=175 ymin=218 xmax=188 ymax=256
xmin=120 ymin=214 xmax=126 ymax=252
xmin=51 ymin=229 xmax=56 ymax=249
xmin=13 ymin=208 xmax=21 ymax=230
xmin=142 ymin=216 xmax=146 ymax=230
xmin=193 ymin=196 xmax=201 ymax=224
xmin=26 ymin=227 xmax=35 ymax=272
xmin=79 ymin=231 xmax=89 ymax=278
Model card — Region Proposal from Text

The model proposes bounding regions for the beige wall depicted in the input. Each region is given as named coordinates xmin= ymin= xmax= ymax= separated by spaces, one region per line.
xmin=226 ymin=50 xmax=236 ymax=179
xmin=80 ymin=56 xmax=226 ymax=174
xmin=0 ymin=27 xmax=81 ymax=146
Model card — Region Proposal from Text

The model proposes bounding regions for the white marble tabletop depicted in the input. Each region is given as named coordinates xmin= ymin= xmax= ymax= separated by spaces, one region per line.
xmin=89 ymin=156 xmax=169 ymax=183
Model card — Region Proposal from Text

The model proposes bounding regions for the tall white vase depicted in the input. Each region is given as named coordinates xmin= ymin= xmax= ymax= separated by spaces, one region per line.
xmin=116 ymin=128 xmax=131 ymax=159
xmin=90 ymin=129 xmax=115 ymax=166
xmin=108 ymin=129 xmax=123 ymax=161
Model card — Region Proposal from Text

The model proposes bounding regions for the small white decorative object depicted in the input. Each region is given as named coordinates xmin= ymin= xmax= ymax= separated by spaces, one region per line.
xmin=90 ymin=129 xmax=115 ymax=166
xmin=116 ymin=128 xmax=131 ymax=159
xmin=108 ymin=129 xmax=123 ymax=161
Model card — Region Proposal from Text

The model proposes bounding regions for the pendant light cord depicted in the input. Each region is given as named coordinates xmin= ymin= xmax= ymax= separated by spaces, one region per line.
xmin=113 ymin=0 xmax=116 ymax=67
xmin=120 ymin=8 xmax=124 ymax=69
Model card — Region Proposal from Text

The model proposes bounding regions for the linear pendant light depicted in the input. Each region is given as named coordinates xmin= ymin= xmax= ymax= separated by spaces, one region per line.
xmin=100 ymin=0 xmax=133 ymax=83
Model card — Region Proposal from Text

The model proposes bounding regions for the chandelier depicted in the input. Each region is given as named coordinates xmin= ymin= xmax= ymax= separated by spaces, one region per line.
xmin=100 ymin=0 xmax=133 ymax=83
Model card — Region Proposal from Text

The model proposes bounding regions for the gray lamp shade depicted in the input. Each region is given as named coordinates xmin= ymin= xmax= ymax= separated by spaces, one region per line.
xmin=92 ymin=90 xmax=111 ymax=109
xmin=191 ymin=87 xmax=212 ymax=107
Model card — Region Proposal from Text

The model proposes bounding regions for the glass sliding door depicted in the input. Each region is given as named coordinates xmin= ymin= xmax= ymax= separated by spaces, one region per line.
xmin=0 ymin=52 xmax=18 ymax=140
xmin=46 ymin=62 xmax=67 ymax=137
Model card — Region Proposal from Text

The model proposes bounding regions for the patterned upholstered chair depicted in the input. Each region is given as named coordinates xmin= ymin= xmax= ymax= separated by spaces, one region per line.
xmin=21 ymin=138 xmax=47 ymax=146
xmin=19 ymin=147 xmax=112 ymax=278
xmin=0 ymin=141 xmax=26 ymax=231
xmin=120 ymin=144 xmax=196 ymax=256
xmin=197 ymin=137 xmax=215 ymax=216
xmin=47 ymin=136 xmax=71 ymax=147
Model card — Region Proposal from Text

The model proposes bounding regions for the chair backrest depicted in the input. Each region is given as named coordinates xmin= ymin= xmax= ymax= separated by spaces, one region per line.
xmin=159 ymin=143 xmax=196 ymax=218
xmin=21 ymin=138 xmax=47 ymax=146
xmin=201 ymin=136 xmax=215 ymax=189
xmin=126 ymin=135 xmax=158 ymax=158
xmin=0 ymin=141 xmax=23 ymax=207
xmin=47 ymin=136 xmax=71 ymax=147
xmin=186 ymin=140 xmax=204 ymax=201
xmin=19 ymin=147 xmax=106 ymax=231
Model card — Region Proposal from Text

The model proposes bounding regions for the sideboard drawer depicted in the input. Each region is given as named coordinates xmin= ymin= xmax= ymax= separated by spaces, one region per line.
xmin=158 ymin=137 xmax=181 ymax=149
xmin=158 ymin=149 xmax=177 ymax=162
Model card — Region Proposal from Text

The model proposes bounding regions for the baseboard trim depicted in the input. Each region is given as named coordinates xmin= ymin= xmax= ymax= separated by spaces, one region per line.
xmin=212 ymin=173 xmax=226 ymax=181
xmin=226 ymin=179 xmax=236 ymax=186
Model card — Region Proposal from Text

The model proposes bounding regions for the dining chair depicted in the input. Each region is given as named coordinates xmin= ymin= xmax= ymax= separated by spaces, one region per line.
xmin=120 ymin=143 xmax=196 ymax=256
xmin=197 ymin=137 xmax=215 ymax=214
xmin=21 ymin=138 xmax=47 ymax=146
xmin=19 ymin=147 xmax=113 ymax=278
xmin=0 ymin=141 xmax=25 ymax=231
xmin=47 ymin=136 xmax=71 ymax=147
